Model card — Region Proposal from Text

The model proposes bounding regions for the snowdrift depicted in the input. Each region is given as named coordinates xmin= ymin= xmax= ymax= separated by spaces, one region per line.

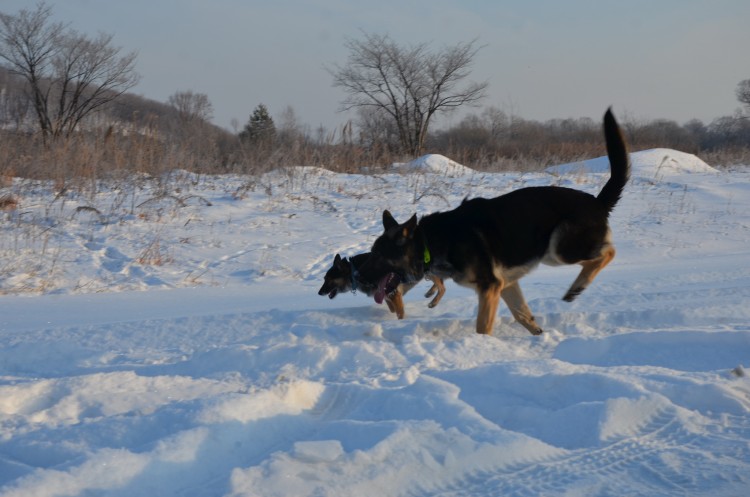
xmin=547 ymin=148 xmax=719 ymax=177
xmin=395 ymin=153 xmax=475 ymax=176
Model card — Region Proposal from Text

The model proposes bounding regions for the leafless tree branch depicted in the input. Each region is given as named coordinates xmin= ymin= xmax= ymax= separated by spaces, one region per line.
xmin=329 ymin=32 xmax=487 ymax=156
xmin=0 ymin=2 xmax=139 ymax=140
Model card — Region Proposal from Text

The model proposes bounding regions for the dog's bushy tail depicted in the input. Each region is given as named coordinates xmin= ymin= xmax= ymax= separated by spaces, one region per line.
xmin=597 ymin=108 xmax=630 ymax=214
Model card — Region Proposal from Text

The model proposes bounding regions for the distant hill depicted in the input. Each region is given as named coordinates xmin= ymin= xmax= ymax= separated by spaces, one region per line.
xmin=0 ymin=66 xmax=232 ymax=140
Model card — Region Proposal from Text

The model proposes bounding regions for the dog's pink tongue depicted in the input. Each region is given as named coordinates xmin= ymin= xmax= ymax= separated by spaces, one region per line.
xmin=374 ymin=275 xmax=389 ymax=304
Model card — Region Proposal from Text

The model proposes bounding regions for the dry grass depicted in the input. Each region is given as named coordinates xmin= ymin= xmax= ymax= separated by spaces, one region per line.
xmin=699 ymin=147 xmax=750 ymax=169
xmin=1 ymin=117 xmax=748 ymax=192
xmin=0 ymin=195 xmax=18 ymax=211
xmin=136 ymin=236 xmax=173 ymax=266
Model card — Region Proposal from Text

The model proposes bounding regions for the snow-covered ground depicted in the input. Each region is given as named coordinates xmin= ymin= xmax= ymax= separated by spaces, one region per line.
xmin=0 ymin=150 xmax=748 ymax=496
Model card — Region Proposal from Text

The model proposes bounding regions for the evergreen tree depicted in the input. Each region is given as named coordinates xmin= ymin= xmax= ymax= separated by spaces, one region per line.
xmin=239 ymin=104 xmax=276 ymax=143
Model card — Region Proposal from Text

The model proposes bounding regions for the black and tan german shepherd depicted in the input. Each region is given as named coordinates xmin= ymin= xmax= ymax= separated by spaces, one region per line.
xmin=365 ymin=108 xmax=629 ymax=335
xmin=318 ymin=252 xmax=445 ymax=319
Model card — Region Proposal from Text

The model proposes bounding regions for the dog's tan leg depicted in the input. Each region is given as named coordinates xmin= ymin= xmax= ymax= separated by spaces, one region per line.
xmin=501 ymin=282 xmax=543 ymax=335
xmin=563 ymin=245 xmax=616 ymax=302
xmin=386 ymin=291 xmax=406 ymax=319
xmin=425 ymin=284 xmax=437 ymax=298
xmin=425 ymin=275 xmax=446 ymax=308
xmin=476 ymin=282 xmax=503 ymax=334
xmin=385 ymin=297 xmax=397 ymax=314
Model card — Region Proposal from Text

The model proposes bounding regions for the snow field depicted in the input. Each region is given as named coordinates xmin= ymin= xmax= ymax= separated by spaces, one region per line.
xmin=0 ymin=151 xmax=748 ymax=496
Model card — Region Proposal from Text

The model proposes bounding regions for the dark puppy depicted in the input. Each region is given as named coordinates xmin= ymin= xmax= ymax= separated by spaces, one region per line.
xmin=318 ymin=252 xmax=445 ymax=319
xmin=366 ymin=108 xmax=629 ymax=335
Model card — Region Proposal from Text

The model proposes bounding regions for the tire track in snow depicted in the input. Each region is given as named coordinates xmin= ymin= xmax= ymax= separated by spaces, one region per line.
xmin=429 ymin=404 xmax=748 ymax=496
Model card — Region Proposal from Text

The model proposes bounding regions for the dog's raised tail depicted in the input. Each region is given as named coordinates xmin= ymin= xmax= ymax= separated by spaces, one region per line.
xmin=597 ymin=108 xmax=630 ymax=214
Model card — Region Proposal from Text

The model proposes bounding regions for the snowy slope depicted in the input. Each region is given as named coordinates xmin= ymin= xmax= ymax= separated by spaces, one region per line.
xmin=0 ymin=151 xmax=749 ymax=497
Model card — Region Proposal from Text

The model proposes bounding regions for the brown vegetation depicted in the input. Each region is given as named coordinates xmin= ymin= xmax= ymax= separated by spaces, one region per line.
xmin=1 ymin=99 xmax=749 ymax=187
xmin=429 ymin=109 xmax=750 ymax=171
xmin=1 ymin=69 xmax=748 ymax=184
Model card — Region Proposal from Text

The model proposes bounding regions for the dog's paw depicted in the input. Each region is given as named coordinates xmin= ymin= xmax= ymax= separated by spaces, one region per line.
xmin=530 ymin=327 xmax=544 ymax=336
xmin=563 ymin=287 xmax=583 ymax=302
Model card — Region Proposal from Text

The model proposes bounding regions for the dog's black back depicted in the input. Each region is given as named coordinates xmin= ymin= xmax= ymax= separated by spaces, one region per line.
xmin=430 ymin=188 xmax=607 ymax=267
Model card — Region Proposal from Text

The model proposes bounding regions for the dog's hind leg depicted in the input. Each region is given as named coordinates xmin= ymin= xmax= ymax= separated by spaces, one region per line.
xmin=424 ymin=275 xmax=446 ymax=308
xmin=476 ymin=282 xmax=503 ymax=334
xmin=501 ymin=282 xmax=543 ymax=335
xmin=563 ymin=245 xmax=616 ymax=302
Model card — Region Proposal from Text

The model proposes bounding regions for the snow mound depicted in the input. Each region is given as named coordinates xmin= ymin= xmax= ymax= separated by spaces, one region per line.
xmin=396 ymin=154 xmax=474 ymax=176
xmin=547 ymin=148 xmax=718 ymax=178
xmin=631 ymin=148 xmax=719 ymax=175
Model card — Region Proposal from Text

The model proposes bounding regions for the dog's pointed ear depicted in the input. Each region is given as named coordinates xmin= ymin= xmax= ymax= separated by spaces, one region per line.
xmin=382 ymin=210 xmax=398 ymax=230
xmin=394 ymin=214 xmax=418 ymax=245
xmin=334 ymin=253 xmax=345 ymax=267
xmin=402 ymin=214 xmax=418 ymax=238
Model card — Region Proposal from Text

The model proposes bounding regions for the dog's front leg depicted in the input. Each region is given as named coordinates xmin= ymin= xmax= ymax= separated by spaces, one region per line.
xmin=501 ymin=282 xmax=543 ymax=335
xmin=476 ymin=282 xmax=503 ymax=334
xmin=424 ymin=275 xmax=446 ymax=308
xmin=386 ymin=291 xmax=406 ymax=319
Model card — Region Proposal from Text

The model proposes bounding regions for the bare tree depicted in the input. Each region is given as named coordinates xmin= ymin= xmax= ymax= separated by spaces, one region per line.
xmin=0 ymin=69 xmax=30 ymax=129
xmin=481 ymin=106 xmax=511 ymax=142
xmin=277 ymin=105 xmax=299 ymax=143
xmin=356 ymin=106 xmax=400 ymax=152
xmin=0 ymin=2 xmax=139 ymax=139
xmin=167 ymin=90 xmax=213 ymax=124
xmin=329 ymin=32 xmax=488 ymax=156
xmin=736 ymin=79 xmax=750 ymax=112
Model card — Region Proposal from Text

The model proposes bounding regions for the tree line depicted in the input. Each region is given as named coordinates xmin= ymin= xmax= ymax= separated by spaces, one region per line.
xmin=1 ymin=2 xmax=748 ymax=186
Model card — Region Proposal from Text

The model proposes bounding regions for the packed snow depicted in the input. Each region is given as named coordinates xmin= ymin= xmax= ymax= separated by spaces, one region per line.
xmin=0 ymin=151 xmax=748 ymax=497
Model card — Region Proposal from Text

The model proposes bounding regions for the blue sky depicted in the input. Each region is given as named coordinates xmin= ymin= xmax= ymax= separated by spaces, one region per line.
xmin=2 ymin=0 xmax=748 ymax=132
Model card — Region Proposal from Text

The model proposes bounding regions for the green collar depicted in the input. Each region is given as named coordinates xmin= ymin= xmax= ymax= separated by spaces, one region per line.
xmin=423 ymin=243 xmax=431 ymax=266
